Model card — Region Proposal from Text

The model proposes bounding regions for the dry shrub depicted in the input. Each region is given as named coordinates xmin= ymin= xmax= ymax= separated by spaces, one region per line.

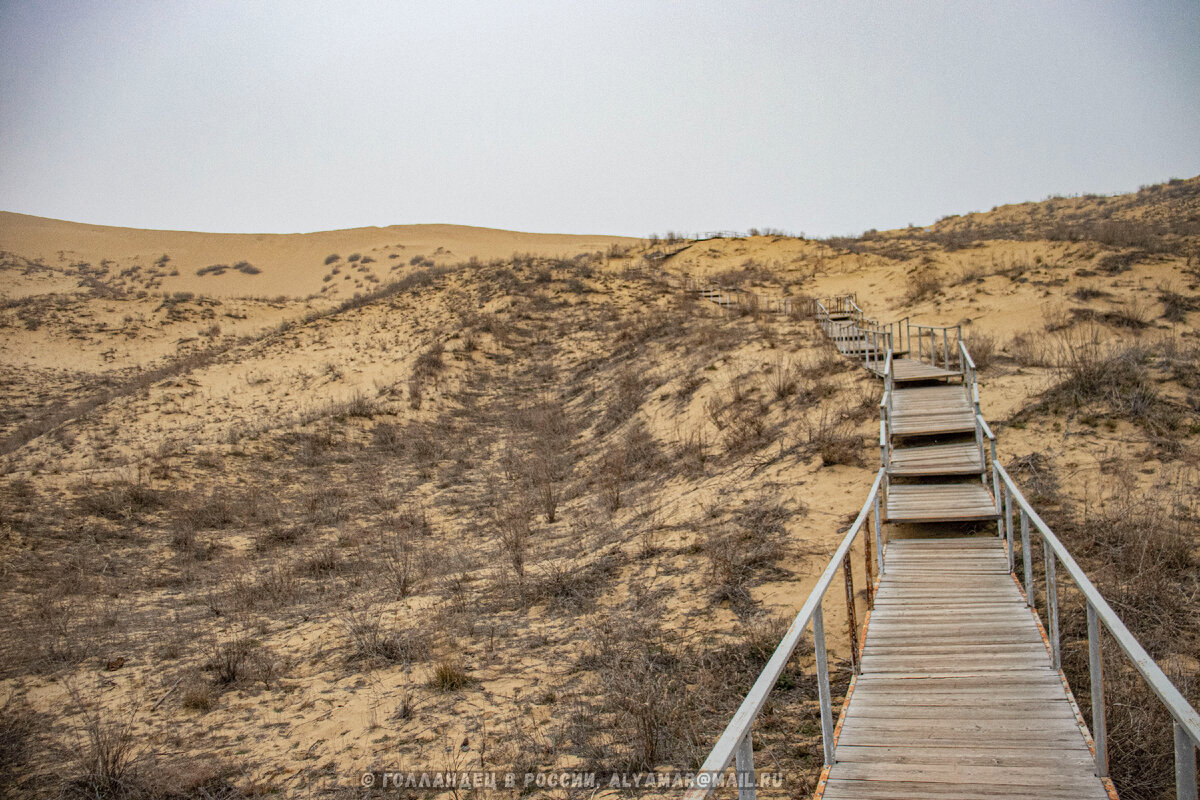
xmin=1159 ymin=286 xmax=1199 ymax=322
xmin=1036 ymin=331 xmax=1181 ymax=440
xmin=174 ymin=488 xmax=244 ymax=534
xmin=1074 ymin=284 xmax=1111 ymax=301
xmin=903 ymin=268 xmax=943 ymax=303
xmin=599 ymin=368 xmax=646 ymax=433
xmin=675 ymin=372 xmax=705 ymax=400
xmin=767 ymin=359 xmax=799 ymax=401
xmin=595 ymin=445 xmax=624 ymax=512
xmin=805 ymin=411 xmax=863 ymax=466
xmin=525 ymin=552 xmax=622 ymax=613
xmin=77 ymin=483 xmax=168 ymax=522
xmin=583 ymin=611 xmax=815 ymax=774
xmin=1005 ymin=452 xmax=1061 ymax=506
xmin=0 ymin=693 xmax=39 ymax=790
xmin=702 ymin=500 xmax=795 ymax=610
xmin=61 ymin=685 xmax=142 ymax=799
xmin=375 ymin=530 xmax=425 ymax=599
xmin=491 ymin=491 xmax=533 ymax=579
xmin=344 ymin=611 xmax=431 ymax=667
xmin=674 ymin=427 xmax=708 ymax=477
xmin=203 ymin=634 xmax=278 ymax=688
xmin=1071 ymin=298 xmax=1153 ymax=330
xmin=1009 ymin=332 xmax=1051 ymax=366
xmin=721 ymin=403 xmax=770 ymax=453
xmin=962 ymin=331 xmax=996 ymax=370
xmin=428 ymin=661 xmax=473 ymax=692
xmin=27 ymin=597 xmax=94 ymax=671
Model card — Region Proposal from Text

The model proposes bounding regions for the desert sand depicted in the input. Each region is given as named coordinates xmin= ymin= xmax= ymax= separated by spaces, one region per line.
xmin=1 ymin=178 xmax=1197 ymax=799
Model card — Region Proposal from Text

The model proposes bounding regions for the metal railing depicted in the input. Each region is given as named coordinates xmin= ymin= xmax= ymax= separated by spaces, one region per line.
xmin=907 ymin=321 xmax=963 ymax=373
xmin=683 ymin=469 xmax=886 ymax=800
xmin=993 ymin=463 xmax=1200 ymax=800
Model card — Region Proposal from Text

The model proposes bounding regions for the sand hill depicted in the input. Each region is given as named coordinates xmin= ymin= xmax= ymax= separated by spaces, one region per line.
xmin=1 ymin=180 xmax=1197 ymax=799
xmin=0 ymin=211 xmax=638 ymax=299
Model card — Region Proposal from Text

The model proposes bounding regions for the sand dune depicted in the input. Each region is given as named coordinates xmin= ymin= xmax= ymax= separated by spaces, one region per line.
xmin=1 ymin=180 xmax=1197 ymax=798
xmin=0 ymin=211 xmax=638 ymax=299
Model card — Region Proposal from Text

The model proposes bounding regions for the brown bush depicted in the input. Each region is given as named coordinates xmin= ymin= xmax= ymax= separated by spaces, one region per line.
xmin=343 ymin=611 xmax=431 ymax=667
xmin=903 ymin=268 xmax=943 ymax=303
xmin=962 ymin=331 xmax=996 ymax=370
xmin=805 ymin=411 xmax=864 ymax=466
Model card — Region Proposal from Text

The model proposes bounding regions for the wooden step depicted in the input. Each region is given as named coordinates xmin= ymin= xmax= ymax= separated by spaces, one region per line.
xmin=889 ymin=441 xmax=984 ymax=477
xmin=889 ymin=386 xmax=976 ymax=437
xmin=885 ymin=483 xmax=999 ymax=522
xmin=892 ymin=357 xmax=962 ymax=383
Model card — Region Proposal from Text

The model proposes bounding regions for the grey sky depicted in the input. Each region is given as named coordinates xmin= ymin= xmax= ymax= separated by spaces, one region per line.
xmin=1 ymin=1 xmax=1198 ymax=237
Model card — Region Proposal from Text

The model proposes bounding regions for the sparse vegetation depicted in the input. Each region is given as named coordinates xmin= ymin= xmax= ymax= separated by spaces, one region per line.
xmin=2 ymin=179 xmax=1196 ymax=796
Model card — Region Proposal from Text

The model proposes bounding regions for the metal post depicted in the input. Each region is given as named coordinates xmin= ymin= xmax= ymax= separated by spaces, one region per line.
xmin=843 ymin=555 xmax=860 ymax=674
xmin=994 ymin=457 xmax=1003 ymax=538
xmin=1088 ymin=603 xmax=1108 ymax=777
xmin=1021 ymin=510 xmax=1034 ymax=609
xmin=1044 ymin=540 xmax=1060 ymax=669
xmin=1005 ymin=486 xmax=1015 ymax=573
xmin=863 ymin=517 xmax=875 ymax=610
xmin=735 ymin=730 xmax=756 ymax=800
xmin=813 ymin=606 xmax=836 ymax=766
xmin=873 ymin=495 xmax=884 ymax=575
xmin=1176 ymin=722 xmax=1197 ymax=800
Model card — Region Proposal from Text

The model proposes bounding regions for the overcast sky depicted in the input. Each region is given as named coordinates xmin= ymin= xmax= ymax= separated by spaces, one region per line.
xmin=1 ymin=1 xmax=1198 ymax=237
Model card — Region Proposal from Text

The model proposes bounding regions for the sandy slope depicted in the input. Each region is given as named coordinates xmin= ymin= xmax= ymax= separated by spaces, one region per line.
xmin=1 ymin=182 xmax=1198 ymax=799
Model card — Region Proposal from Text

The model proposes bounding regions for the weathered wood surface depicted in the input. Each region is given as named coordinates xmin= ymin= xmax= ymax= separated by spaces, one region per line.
xmin=888 ymin=441 xmax=983 ymax=476
xmin=888 ymin=386 xmax=975 ymax=437
xmin=884 ymin=483 xmax=999 ymax=522
xmin=820 ymin=537 xmax=1108 ymax=800
xmin=891 ymin=357 xmax=961 ymax=382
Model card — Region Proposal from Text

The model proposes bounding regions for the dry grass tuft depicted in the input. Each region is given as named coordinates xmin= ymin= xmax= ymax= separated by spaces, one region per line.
xmin=427 ymin=661 xmax=474 ymax=692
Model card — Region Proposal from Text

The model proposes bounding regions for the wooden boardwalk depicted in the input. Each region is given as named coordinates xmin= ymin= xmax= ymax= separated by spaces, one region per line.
xmin=686 ymin=294 xmax=1200 ymax=800
xmin=820 ymin=538 xmax=1109 ymax=800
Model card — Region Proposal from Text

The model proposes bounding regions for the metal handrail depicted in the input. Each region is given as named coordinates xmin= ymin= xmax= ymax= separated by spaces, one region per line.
xmin=684 ymin=469 xmax=887 ymax=800
xmin=993 ymin=463 xmax=1200 ymax=798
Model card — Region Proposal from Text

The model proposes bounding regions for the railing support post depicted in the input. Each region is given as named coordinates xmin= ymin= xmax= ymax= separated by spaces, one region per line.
xmin=735 ymin=730 xmax=756 ymax=800
xmin=813 ymin=606 xmax=836 ymax=766
xmin=1004 ymin=486 xmax=1015 ymax=573
xmin=842 ymin=555 xmax=860 ymax=674
xmin=863 ymin=518 xmax=875 ymax=610
xmin=1088 ymin=603 xmax=1108 ymax=778
xmin=1176 ymin=722 xmax=1197 ymax=800
xmin=1044 ymin=540 xmax=1060 ymax=669
xmin=1021 ymin=509 xmax=1034 ymax=609
xmin=873 ymin=495 xmax=884 ymax=575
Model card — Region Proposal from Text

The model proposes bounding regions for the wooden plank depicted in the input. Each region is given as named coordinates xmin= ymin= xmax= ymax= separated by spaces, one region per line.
xmin=821 ymin=779 xmax=1107 ymax=800
xmin=828 ymin=761 xmax=1107 ymax=789
xmin=820 ymin=536 xmax=1108 ymax=800
xmin=832 ymin=744 xmax=1096 ymax=767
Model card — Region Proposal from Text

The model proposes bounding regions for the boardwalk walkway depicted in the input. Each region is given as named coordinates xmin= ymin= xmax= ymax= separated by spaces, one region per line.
xmin=820 ymin=538 xmax=1108 ymax=800
xmin=649 ymin=280 xmax=1197 ymax=800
